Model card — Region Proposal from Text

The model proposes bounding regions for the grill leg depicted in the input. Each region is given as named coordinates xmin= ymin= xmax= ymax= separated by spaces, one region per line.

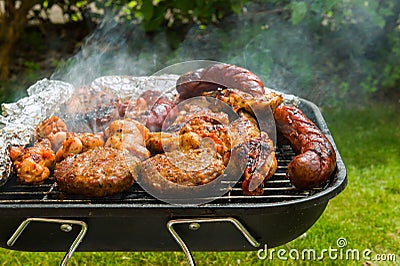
xmin=7 ymin=217 xmax=88 ymax=266
xmin=167 ymin=217 xmax=260 ymax=266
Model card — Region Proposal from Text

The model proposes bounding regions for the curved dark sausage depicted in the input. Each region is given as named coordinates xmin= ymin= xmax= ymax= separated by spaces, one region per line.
xmin=176 ymin=63 xmax=265 ymax=99
xmin=122 ymin=90 xmax=178 ymax=132
xmin=274 ymin=104 xmax=336 ymax=189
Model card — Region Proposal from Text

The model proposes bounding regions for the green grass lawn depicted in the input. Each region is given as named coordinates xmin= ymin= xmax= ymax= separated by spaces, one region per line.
xmin=0 ymin=103 xmax=399 ymax=265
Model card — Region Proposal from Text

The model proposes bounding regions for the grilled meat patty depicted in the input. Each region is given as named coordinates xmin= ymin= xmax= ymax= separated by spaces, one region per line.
xmin=54 ymin=147 xmax=138 ymax=197
xmin=140 ymin=148 xmax=225 ymax=186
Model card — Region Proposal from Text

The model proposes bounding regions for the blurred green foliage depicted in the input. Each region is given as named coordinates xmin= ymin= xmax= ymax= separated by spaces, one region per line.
xmin=2 ymin=0 xmax=400 ymax=104
xmin=290 ymin=0 xmax=400 ymax=99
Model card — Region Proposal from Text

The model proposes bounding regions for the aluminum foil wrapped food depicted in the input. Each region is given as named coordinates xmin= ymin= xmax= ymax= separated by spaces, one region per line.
xmin=0 ymin=79 xmax=75 ymax=185
xmin=91 ymin=75 xmax=180 ymax=100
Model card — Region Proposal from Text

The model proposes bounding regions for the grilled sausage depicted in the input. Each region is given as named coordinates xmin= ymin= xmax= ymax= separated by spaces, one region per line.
xmin=176 ymin=63 xmax=265 ymax=99
xmin=274 ymin=105 xmax=336 ymax=189
xmin=123 ymin=90 xmax=178 ymax=132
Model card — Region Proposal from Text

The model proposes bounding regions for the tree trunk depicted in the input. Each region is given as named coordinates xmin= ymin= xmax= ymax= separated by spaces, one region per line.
xmin=0 ymin=0 xmax=39 ymax=81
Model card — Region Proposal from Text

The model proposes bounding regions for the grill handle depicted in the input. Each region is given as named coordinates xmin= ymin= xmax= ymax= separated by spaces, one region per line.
xmin=7 ymin=218 xmax=88 ymax=266
xmin=167 ymin=217 xmax=260 ymax=266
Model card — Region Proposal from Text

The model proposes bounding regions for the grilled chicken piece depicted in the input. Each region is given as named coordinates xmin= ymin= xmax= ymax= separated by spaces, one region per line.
xmin=146 ymin=102 xmax=231 ymax=161
xmin=54 ymin=147 xmax=138 ymax=197
xmin=140 ymin=148 xmax=225 ymax=186
xmin=35 ymin=116 xmax=68 ymax=151
xmin=105 ymin=118 xmax=149 ymax=138
xmin=176 ymin=63 xmax=265 ymax=99
xmin=229 ymin=111 xmax=277 ymax=195
xmin=167 ymin=100 xmax=230 ymax=131
xmin=55 ymin=132 xmax=104 ymax=161
xmin=9 ymin=139 xmax=56 ymax=184
xmin=179 ymin=117 xmax=231 ymax=158
xmin=105 ymin=119 xmax=150 ymax=161
xmin=146 ymin=122 xmax=230 ymax=158
xmin=201 ymin=88 xmax=279 ymax=195
xmin=203 ymin=88 xmax=283 ymax=115
xmin=146 ymin=131 xmax=200 ymax=155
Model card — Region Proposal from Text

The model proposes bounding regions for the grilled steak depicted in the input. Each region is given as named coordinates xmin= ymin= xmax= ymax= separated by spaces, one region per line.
xmin=54 ymin=147 xmax=138 ymax=197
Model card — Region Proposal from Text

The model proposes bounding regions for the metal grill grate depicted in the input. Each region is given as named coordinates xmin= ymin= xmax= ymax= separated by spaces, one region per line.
xmin=0 ymin=142 xmax=333 ymax=205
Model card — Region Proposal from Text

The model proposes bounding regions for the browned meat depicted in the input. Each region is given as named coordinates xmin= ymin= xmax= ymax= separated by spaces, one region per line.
xmin=146 ymin=131 xmax=197 ymax=155
xmin=146 ymin=120 xmax=231 ymax=159
xmin=146 ymin=102 xmax=231 ymax=161
xmin=54 ymin=147 xmax=138 ymax=197
xmin=199 ymin=88 xmax=279 ymax=195
xmin=104 ymin=118 xmax=149 ymax=139
xmin=9 ymin=139 xmax=56 ymax=184
xmin=229 ymin=111 xmax=277 ymax=195
xmin=55 ymin=132 xmax=104 ymax=161
xmin=179 ymin=117 xmax=231 ymax=158
xmin=274 ymin=104 xmax=337 ymax=189
xmin=123 ymin=90 xmax=178 ymax=132
xmin=140 ymin=148 xmax=225 ymax=186
xmin=176 ymin=63 xmax=265 ymax=99
xmin=35 ymin=116 xmax=68 ymax=151
xmin=203 ymin=88 xmax=283 ymax=114
xmin=61 ymin=86 xmax=120 ymax=133
xmin=63 ymin=85 xmax=119 ymax=114
xmin=105 ymin=119 xmax=150 ymax=161
xmin=166 ymin=100 xmax=230 ymax=131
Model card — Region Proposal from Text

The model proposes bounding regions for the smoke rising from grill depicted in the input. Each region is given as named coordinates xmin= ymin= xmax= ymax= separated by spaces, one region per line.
xmin=51 ymin=2 xmax=387 ymax=106
xmin=51 ymin=16 xmax=172 ymax=86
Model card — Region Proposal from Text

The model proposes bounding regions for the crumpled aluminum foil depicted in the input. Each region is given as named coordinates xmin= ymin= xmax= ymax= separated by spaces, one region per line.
xmin=0 ymin=74 xmax=298 ymax=187
xmin=91 ymin=74 xmax=180 ymax=100
xmin=0 ymin=79 xmax=75 ymax=185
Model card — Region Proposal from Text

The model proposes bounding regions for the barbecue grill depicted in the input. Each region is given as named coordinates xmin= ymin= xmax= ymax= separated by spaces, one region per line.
xmin=0 ymin=91 xmax=347 ymax=265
